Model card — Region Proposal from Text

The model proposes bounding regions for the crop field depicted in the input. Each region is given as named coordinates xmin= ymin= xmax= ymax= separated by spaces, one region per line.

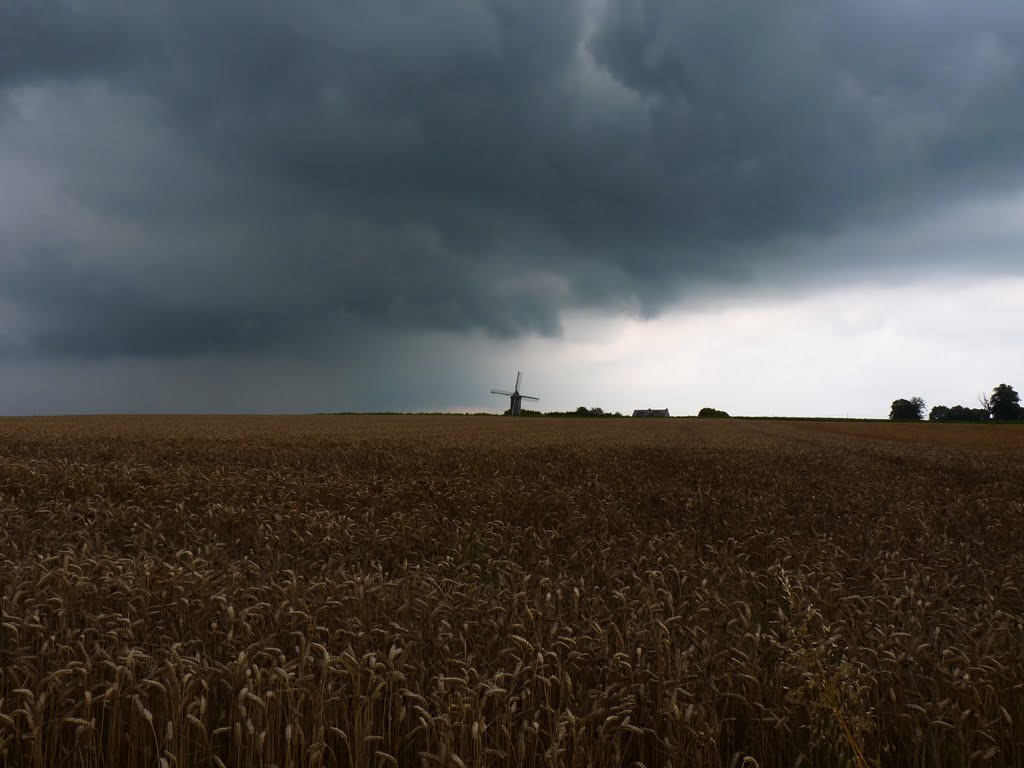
xmin=1 ymin=416 xmax=1022 ymax=767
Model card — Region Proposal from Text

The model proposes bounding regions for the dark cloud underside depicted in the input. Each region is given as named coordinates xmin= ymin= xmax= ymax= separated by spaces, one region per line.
xmin=2 ymin=0 xmax=1023 ymax=359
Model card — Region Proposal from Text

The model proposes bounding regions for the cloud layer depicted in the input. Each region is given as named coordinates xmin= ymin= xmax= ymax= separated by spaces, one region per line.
xmin=2 ymin=0 xmax=1024 ymax=360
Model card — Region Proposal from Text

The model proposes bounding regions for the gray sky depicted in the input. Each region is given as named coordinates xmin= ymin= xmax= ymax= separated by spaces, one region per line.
xmin=1 ymin=0 xmax=1022 ymax=416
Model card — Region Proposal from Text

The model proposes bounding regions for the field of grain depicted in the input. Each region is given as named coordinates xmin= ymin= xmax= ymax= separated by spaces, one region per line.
xmin=1 ymin=416 xmax=1022 ymax=767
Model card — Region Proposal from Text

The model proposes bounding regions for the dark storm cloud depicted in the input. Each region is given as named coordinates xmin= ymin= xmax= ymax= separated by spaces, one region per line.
xmin=2 ymin=0 xmax=1024 ymax=359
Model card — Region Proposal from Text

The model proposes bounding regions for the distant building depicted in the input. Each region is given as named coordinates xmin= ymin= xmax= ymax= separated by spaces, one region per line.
xmin=632 ymin=408 xmax=670 ymax=417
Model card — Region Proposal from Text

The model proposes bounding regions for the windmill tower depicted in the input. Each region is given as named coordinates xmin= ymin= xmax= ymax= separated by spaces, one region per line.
xmin=490 ymin=372 xmax=540 ymax=415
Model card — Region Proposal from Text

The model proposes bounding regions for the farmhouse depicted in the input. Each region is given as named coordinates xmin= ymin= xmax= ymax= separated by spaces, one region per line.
xmin=632 ymin=408 xmax=670 ymax=417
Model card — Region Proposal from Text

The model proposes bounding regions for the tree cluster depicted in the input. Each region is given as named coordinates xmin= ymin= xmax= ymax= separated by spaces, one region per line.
xmin=698 ymin=407 xmax=731 ymax=418
xmin=931 ymin=383 xmax=1022 ymax=422
xmin=889 ymin=397 xmax=925 ymax=420
xmin=928 ymin=405 xmax=990 ymax=422
xmin=892 ymin=384 xmax=1023 ymax=422
xmin=983 ymin=384 xmax=1023 ymax=420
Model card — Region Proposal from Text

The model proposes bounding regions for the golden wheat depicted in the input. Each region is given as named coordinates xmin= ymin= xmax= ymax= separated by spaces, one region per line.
xmin=0 ymin=415 xmax=1022 ymax=766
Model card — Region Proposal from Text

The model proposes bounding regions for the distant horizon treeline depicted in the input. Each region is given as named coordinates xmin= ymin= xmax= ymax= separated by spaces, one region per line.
xmin=516 ymin=406 xmax=627 ymax=418
xmin=321 ymin=384 xmax=1023 ymax=421
xmin=519 ymin=406 xmax=738 ymax=418
xmin=891 ymin=383 xmax=1023 ymax=422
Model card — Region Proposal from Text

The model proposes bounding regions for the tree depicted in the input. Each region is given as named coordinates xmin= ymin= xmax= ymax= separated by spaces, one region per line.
xmin=978 ymin=391 xmax=993 ymax=416
xmin=929 ymin=405 xmax=950 ymax=421
xmin=890 ymin=397 xmax=925 ymax=420
xmin=698 ymin=407 xmax=730 ymax=418
xmin=988 ymin=383 xmax=1022 ymax=421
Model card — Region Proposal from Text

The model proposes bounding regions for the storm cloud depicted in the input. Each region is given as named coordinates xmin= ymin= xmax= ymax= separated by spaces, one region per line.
xmin=2 ymin=0 xmax=1024 ymax=360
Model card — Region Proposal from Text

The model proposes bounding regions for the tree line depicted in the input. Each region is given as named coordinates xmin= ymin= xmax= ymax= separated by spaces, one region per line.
xmin=890 ymin=383 xmax=1022 ymax=421
xmin=517 ymin=407 xmax=628 ymax=417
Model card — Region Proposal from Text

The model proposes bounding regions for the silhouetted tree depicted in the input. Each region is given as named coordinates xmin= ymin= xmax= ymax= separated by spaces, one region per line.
xmin=988 ymin=384 xmax=1022 ymax=421
xmin=978 ymin=391 xmax=993 ymax=417
xmin=890 ymin=397 xmax=925 ymax=420
xmin=929 ymin=405 xmax=950 ymax=421
xmin=698 ymin=407 xmax=730 ymax=418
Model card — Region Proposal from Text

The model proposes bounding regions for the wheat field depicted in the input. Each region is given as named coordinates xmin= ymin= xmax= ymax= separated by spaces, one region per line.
xmin=1 ymin=416 xmax=1022 ymax=767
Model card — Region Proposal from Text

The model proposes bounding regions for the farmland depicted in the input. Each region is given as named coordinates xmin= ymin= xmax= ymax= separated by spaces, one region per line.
xmin=1 ymin=416 xmax=1022 ymax=767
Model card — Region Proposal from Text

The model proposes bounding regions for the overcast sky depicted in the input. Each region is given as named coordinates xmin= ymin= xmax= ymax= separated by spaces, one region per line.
xmin=2 ymin=0 xmax=1022 ymax=417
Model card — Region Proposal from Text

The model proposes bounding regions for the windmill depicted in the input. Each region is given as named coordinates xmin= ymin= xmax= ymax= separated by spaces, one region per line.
xmin=490 ymin=372 xmax=540 ymax=416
